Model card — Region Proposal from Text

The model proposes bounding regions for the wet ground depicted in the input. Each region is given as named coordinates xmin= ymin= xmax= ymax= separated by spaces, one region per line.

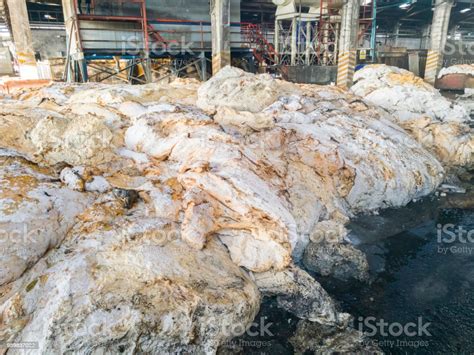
xmin=339 ymin=206 xmax=474 ymax=354
xmin=221 ymin=187 xmax=474 ymax=354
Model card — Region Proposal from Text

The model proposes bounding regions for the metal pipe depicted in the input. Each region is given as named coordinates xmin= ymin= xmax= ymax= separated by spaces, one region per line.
xmin=370 ymin=0 xmax=377 ymax=61
xmin=274 ymin=18 xmax=280 ymax=60
xmin=305 ymin=21 xmax=311 ymax=65
xmin=291 ymin=17 xmax=297 ymax=65
xmin=77 ymin=14 xmax=143 ymax=21
xmin=141 ymin=0 xmax=150 ymax=55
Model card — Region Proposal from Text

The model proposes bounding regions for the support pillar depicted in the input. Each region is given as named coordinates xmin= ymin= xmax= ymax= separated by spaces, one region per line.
xmin=370 ymin=0 xmax=377 ymax=61
xmin=275 ymin=19 xmax=280 ymax=64
xmin=143 ymin=53 xmax=151 ymax=84
xmin=421 ymin=24 xmax=431 ymax=49
xmin=5 ymin=0 xmax=38 ymax=79
xmin=61 ymin=0 xmax=86 ymax=82
xmin=305 ymin=21 xmax=312 ymax=65
xmin=336 ymin=0 xmax=360 ymax=89
xmin=211 ymin=0 xmax=231 ymax=75
xmin=200 ymin=51 xmax=208 ymax=81
xmin=393 ymin=22 xmax=401 ymax=46
xmin=424 ymin=0 xmax=453 ymax=85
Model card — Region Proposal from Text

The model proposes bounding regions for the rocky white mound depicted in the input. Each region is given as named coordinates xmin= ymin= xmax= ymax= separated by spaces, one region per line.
xmin=438 ymin=64 xmax=474 ymax=79
xmin=456 ymin=88 xmax=474 ymax=117
xmin=352 ymin=64 xmax=474 ymax=171
xmin=0 ymin=67 xmax=448 ymax=353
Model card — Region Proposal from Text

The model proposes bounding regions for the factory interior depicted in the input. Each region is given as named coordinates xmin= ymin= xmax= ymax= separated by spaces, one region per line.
xmin=0 ymin=0 xmax=473 ymax=354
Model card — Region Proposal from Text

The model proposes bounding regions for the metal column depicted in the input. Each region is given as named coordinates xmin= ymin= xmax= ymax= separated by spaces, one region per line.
xmin=291 ymin=17 xmax=297 ymax=65
xmin=305 ymin=21 xmax=312 ymax=65
xmin=62 ymin=0 xmax=86 ymax=82
xmin=370 ymin=0 xmax=377 ymax=61
xmin=275 ymin=19 xmax=280 ymax=64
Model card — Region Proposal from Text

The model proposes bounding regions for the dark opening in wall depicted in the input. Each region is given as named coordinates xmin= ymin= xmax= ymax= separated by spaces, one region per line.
xmin=27 ymin=2 xmax=64 ymax=23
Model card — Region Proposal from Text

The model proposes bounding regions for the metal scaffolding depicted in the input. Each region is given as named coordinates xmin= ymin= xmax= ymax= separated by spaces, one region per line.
xmin=272 ymin=0 xmax=342 ymax=66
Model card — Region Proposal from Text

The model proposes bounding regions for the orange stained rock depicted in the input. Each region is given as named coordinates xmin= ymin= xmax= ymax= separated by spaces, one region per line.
xmin=0 ymin=175 xmax=39 ymax=215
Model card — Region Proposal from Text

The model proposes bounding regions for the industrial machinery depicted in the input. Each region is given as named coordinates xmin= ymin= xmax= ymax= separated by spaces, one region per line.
xmin=272 ymin=0 xmax=344 ymax=66
xmin=60 ymin=0 xmax=376 ymax=84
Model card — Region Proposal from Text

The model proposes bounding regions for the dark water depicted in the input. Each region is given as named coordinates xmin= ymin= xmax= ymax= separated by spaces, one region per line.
xmin=340 ymin=207 xmax=474 ymax=354
xmin=219 ymin=298 xmax=298 ymax=354
xmin=221 ymin=193 xmax=474 ymax=354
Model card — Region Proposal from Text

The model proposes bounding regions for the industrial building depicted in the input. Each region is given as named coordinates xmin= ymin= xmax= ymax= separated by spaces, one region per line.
xmin=0 ymin=1 xmax=473 ymax=354
xmin=1 ymin=0 xmax=473 ymax=86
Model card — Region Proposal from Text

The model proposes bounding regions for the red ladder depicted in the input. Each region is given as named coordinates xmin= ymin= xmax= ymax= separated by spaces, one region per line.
xmin=242 ymin=23 xmax=278 ymax=66
xmin=147 ymin=24 xmax=168 ymax=46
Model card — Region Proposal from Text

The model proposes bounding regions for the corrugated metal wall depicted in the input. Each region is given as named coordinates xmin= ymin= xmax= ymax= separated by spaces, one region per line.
xmin=148 ymin=0 xmax=242 ymax=52
xmin=80 ymin=0 xmax=242 ymax=55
